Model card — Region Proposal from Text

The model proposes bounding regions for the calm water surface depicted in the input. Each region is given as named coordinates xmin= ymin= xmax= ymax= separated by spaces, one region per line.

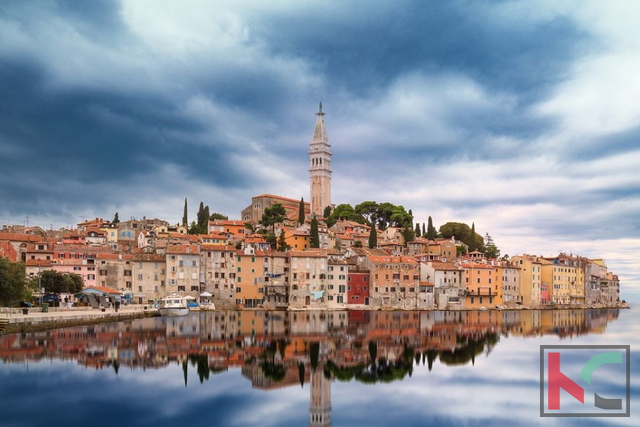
xmin=1 ymin=305 xmax=639 ymax=427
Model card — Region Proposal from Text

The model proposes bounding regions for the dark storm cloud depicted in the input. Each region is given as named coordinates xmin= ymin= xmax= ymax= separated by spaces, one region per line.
xmin=0 ymin=58 xmax=248 ymax=216
xmin=257 ymin=0 xmax=587 ymax=102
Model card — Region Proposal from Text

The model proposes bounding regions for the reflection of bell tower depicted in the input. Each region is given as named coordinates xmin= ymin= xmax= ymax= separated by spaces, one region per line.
xmin=309 ymin=102 xmax=332 ymax=217
xmin=309 ymin=366 xmax=331 ymax=427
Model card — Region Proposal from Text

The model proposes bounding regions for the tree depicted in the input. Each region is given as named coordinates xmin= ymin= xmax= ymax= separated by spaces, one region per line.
xmin=354 ymin=201 xmax=379 ymax=225
xmin=323 ymin=205 xmax=332 ymax=218
xmin=264 ymin=232 xmax=277 ymax=248
xmin=298 ymin=198 xmax=305 ymax=225
xmin=188 ymin=221 xmax=199 ymax=235
xmin=277 ymin=231 xmax=290 ymax=252
xmin=182 ymin=198 xmax=188 ymax=226
xmin=310 ymin=217 xmax=320 ymax=248
xmin=368 ymin=223 xmax=377 ymax=249
xmin=414 ymin=223 xmax=421 ymax=238
xmin=67 ymin=273 xmax=84 ymax=293
xmin=439 ymin=222 xmax=484 ymax=251
xmin=469 ymin=223 xmax=477 ymax=252
xmin=427 ymin=216 xmax=436 ymax=240
xmin=0 ymin=258 xmax=27 ymax=306
xmin=484 ymin=233 xmax=500 ymax=259
xmin=389 ymin=205 xmax=412 ymax=229
xmin=112 ymin=212 xmax=120 ymax=224
xmin=401 ymin=227 xmax=415 ymax=243
xmin=326 ymin=204 xmax=364 ymax=228
xmin=408 ymin=209 xmax=414 ymax=228
xmin=422 ymin=223 xmax=426 ymax=238
xmin=354 ymin=240 xmax=363 ymax=248
xmin=38 ymin=270 xmax=83 ymax=294
xmin=456 ymin=245 xmax=468 ymax=256
xmin=439 ymin=222 xmax=471 ymax=242
xmin=209 ymin=212 xmax=228 ymax=221
xmin=260 ymin=203 xmax=286 ymax=232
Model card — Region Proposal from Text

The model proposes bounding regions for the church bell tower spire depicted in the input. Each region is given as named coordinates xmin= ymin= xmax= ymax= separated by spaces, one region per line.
xmin=309 ymin=103 xmax=332 ymax=217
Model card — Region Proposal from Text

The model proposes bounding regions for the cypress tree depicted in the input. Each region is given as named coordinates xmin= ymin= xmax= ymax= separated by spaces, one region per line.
xmin=469 ymin=222 xmax=476 ymax=252
xmin=112 ymin=212 xmax=120 ymax=224
xmin=182 ymin=198 xmax=188 ymax=226
xmin=298 ymin=198 xmax=305 ymax=225
xmin=197 ymin=202 xmax=204 ymax=229
xmin=310 ymin=216 xmax=320 ymax=248
xmin=415 ymin=223 xmax=421 ymax=238
xmin=368 ymin=223 xmax=377 ymax=249
xmin=422 ymin=222 xmax=426 ymax=237
xmin=427 ymin=216 xmax=435 ymax=240
xmin=323 ymin=205 xmax=332 ymax=218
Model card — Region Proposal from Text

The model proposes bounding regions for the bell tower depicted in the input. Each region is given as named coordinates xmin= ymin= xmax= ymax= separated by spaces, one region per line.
xmin=309 ymin=102 xmax=332 ymax=217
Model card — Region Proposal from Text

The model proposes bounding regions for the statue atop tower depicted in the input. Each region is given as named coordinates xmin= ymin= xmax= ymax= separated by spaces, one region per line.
xmin=309 ymin=103 xmax=332 ymax=217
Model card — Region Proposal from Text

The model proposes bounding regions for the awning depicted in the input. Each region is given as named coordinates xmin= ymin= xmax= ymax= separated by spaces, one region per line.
xmin=200 ymin=292 xmax=213 ymax=297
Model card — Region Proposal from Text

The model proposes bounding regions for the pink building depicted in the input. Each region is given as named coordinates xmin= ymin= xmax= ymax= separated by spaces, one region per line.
xmin=540 ymin=284 xmax=549 ymax=305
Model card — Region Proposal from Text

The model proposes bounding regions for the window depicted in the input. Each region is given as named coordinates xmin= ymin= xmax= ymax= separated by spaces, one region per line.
xmin=178 ymin=286 xmax=185 ymax=291
xmin=192 ymin=260 xmax=197 ymax=267
xmin=236 ymin=287 xmax=241 ymax=292
xmin=138 ymin=274 xmax=143 ymax=280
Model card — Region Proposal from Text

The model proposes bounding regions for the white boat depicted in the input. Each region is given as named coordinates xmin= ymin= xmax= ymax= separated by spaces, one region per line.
xmin=158 ymin=294 xmax=190 ymax=317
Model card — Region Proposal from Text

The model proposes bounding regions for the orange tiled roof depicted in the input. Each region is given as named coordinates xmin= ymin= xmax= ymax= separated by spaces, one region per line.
xmin=166 ymin=244 xmax=199 ymax=254
xmin=429 ymin=262 xmax=462 ymax=270
xmin=200 ymin=244 xmax=236 ymax=251
xmin=0 ymin=232 xmax=51 ymax=243
xmin=289 ymin=249 xmax=327 ymax=258
xmin=84 ymin=285 xmax=121 ymax=295
xmin=368 ymin=256 xmax=417 ymax=264
xmin=253 ymin=194 xmax=310 ymax=205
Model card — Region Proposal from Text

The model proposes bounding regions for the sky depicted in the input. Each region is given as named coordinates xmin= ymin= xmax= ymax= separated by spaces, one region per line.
xmin=0 ymin=0 xmax=638 ymax=292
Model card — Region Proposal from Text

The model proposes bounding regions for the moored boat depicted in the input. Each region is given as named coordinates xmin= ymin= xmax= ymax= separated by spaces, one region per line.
xmin=158 ymin=294 xmax=189 ymax=316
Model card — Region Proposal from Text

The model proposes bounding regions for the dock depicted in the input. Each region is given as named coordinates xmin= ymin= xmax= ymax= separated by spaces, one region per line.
xmin=0 ymin=305 xmax=159 ymax=334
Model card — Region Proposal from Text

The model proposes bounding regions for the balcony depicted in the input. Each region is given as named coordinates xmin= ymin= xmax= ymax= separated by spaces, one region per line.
xmin=464 ymin=288 xmax=494 ymax=297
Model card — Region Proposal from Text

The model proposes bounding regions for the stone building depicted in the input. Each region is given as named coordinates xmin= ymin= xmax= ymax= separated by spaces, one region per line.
xmin=166 ymin=244 xmax=200 ymax=297
xmin=200 ymin=244 xmax=237 ymax=306
xmin=369 ymin=255 xmax=420 ymax=309
xmin=288 ymin=250 xmax=329 ymax=309
xmin=132 ymin=253 xmax=166 ymax=304
xmin=263 ymin=251 xmax=289 ymax=309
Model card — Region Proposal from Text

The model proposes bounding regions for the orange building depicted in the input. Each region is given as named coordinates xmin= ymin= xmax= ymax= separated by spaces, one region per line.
xmin=236 ymin=251 xmax=265 ymax=308
xmin=462 ymin=262 xmax=501 ymax=308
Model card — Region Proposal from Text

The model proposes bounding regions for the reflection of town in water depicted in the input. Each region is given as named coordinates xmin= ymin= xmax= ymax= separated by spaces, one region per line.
xmin=0 ymin=309 xmax=620 ymax=426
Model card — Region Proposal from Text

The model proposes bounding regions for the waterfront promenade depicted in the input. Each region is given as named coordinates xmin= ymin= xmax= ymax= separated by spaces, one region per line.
xmin=0 ymin=305 xmax=158 ymax=334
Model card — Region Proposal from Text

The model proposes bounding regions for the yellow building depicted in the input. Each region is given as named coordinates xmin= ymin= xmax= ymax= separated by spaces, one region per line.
xmin=511 ymin=255 xmax=542 ymax=308
xmin=236 ymin=250 xmax=265 ymax=308
xmin=541 ymin=255 xmax=585 ymax=305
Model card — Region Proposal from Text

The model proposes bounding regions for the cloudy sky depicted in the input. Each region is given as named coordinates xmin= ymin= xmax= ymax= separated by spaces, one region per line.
xmin=1 ymin=0 xmax=638 ymax=291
